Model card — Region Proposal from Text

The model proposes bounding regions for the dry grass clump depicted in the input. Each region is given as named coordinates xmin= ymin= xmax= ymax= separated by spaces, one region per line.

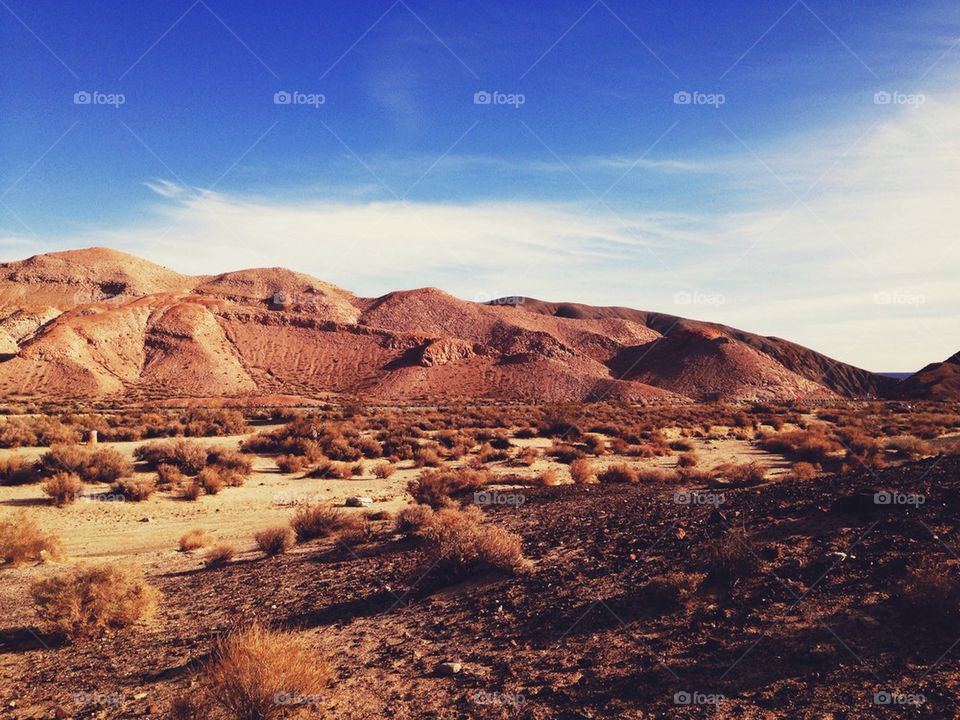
xmin=759 ymin=429 xmax=842 ymax=463
xmin=515 ymin=447 xmax=539 ymax=466
xmin=704 ymin=531 xmax=757 ymax=590
xmin=42 ymin=472 xmax=83 ymax=506
xmin=254 ymin=526 xmax=295 ymax=556
xmin=201 ymin=623 xmax=331 ymax=720
xmin=371 ymin=461 xmax=396 ymax=478
xmin=40 ymin=445 xmax=132 ymax=484
xmin=308 ymin=458 xmax=354 ymax=479
xmin=134 ymin=439 xmax=208 ymax=475
xmin=156 ymin=463 xmax=185 ymax=486
xmin=569 ymin=458 xmax=596 ymax=484
xmin=206 ymin=446 xmax=254 ymax=477
xmin=582 ymin=433 xmax=606 ymax=455
xmin=712 ymin=462 xmax=767 ymax=485
xmin=395 ymin=504 xmax=434 ymax=535
xmin=547 ymin=441 xmax=586 ymax=464
xmin=31 ymin=564 xmax=157 ymax=638
xmin=275 ymin=454 xmax=306 ymax=474
xmin=408 ymin=468 xmax=491 ymax=508
xmin=901 ymin=568 xmax=960 ymax=628
xmin=290 ymin=503 xmax=360 ymax=542
xmin=205 ymin=544 xmax=237 ymax=568
xmin=0 ymin=454 xmax=39 ymax=485
xmin=180 ymin=481 xmax=203 ymax=501
xmin=111 ymin=476 xmax=156 ymax=501
xmin=885 ymin=436 xmax=933 ymax=459
xmin=412 ymin=446 xmax=443 ymax=468
xmin=534 ymin=469 xmax=561 ymax=487
xmin=784 ymin=461 xmax=818 ymax=481
xmin=178 ymin=528 xmax=212 ymax=551
xmin=0 ymin=513 xmax=63 ymax=566
xmin=597 ymin=463 xmax=638 ymax=484
xmin=676 ymin=452 xmax=698 ymax=468
xmin=417 ymin=506 xmax=525 ymax=581
xmin=635 ymin=467 xmax=680 ymax=483
xmin=642 ymin=572 xmax=701 ymax=612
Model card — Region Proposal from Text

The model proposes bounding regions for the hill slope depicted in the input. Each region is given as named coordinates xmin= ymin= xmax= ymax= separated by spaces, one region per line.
xmin=0 ymin=248 xmax=902 ymax=403
xmin=895 ymin=351 xmax=960 ymax=400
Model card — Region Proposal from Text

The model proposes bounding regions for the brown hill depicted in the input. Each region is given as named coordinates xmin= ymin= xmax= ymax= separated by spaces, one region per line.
xmin=0 ymin=248 xmax=900 ymax=403
xmin=894 ymin=351 xmax=960 ymax=400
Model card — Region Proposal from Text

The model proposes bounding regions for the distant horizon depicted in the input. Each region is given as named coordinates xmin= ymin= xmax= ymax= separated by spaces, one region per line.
xmin=2 ymin=0 xmax=958 ymax=372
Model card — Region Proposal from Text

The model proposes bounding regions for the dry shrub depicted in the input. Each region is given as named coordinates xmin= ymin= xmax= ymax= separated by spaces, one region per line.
xmin=201 ymin=623 xmax=331 ymax=720
xmin=408 ymin=468 xmax=490 ymax=508
xmin=712 ymin=462 xmax=767 ymax=485
xmin=547 ymin=442 xmax=585 ymax=464
xmin=635 ymin=467 xmax=679 ymax=483
xmin=516 ymin=447 xmax=539 ymax=466
xmin=179 ymin=528 xmax=211 ymax=551
xmin=901 ymin=568 xmax=960 ymax=628
xmin=534 ymin=469 xmax=561 ymax=487
xmin=31 ymin=564 xmax=157 ymax=638
xmin=760 ymin=430 xmax=841 ymax=463
xmin=39 ymin=444 xmax=90 ymax=476
xmin=290 ymin=503 xmax=360 ymax=542
xmin=676 ymin=452 xmax=698 ymax=468
xmin=395 ymin=504 xmax=434 ymax=535
xmin=111 ymin=476 xmax=156 ymax=501
xmin=583 ymin=434 xmax=606 ymax=455
xmin=42 ymin=472 xmax=83 ymax=506
xmin=254 ymin=526 xmax=295 ymax=556
xmin=156 ymin=463 xmax=185 ymax=485
xmin=0 ymin=454 xmax=39 ymax=485
xmin=275 ymin=454 xmax=306 ymax=474
xmin=785 ymin=461 xmax=818 ymax=481
xmin=134 ymin=439 xmax=207 ymax=475
xmin=205 ymin=544 xmax=237 ymax=568
xmin=0 ymin=513 xmax=63 ymax=566
xmin=642 ymin=572 xmax=700 ymax=612
xmin=569 ymin=458 xmax=596 ymax=484
xmin=704 ymin=531 xmax=757 ymax=590
xmin=597 ymin=463 xmax=638 ymax=484
xmin=207 ymin=446 xmax=253 ymax=476
xmin=885 ymin=436 xmax=933 ymax=459
xmin=198 ymin=466 xmax=232 ymax=494
xmin=418 ymin=506 xmax=525 ymax=582
xmin=86 ymin=448 xmax=133 ymax=483
xmin=309 ymin=458 xmax=353 ymax=479
xmin=413 ymin=447 xmax=443 ymax=468
xmin=180 ymin=481 xmax=203 ymax=501
xmin=371 ymin=461 xmax=396 ymax=479
xmin=477 ymin=442 xmax=511 ymax=463
xmin=169 ymin=696 xmax=204 ymax=720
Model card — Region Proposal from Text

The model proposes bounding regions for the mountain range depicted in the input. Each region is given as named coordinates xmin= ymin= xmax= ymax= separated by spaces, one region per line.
xmin=0 ymin=248 xmax=953 ymax=404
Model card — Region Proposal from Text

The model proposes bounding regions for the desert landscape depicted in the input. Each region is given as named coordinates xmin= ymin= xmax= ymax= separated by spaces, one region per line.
xmin=0 ymin=249 xmax=958 ymax=718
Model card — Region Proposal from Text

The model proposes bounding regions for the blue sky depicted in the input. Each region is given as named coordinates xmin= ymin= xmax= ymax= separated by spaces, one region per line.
xmin=2 ymin=0 xmax=959 ymax=371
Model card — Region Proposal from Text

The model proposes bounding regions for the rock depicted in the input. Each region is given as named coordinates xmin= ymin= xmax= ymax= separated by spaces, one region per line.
xmin=345 ymin=496 xmax=373 ymax=507
xmin=438 ymin=661 xmax=462 ymax=676
xmin=139 ymin=517 xmax=152 ymax=523
xmin=418 ymin=339 xmax=475 ymax=367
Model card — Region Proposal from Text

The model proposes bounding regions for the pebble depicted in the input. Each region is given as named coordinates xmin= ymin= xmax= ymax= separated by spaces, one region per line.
xmin=438 ymin=661 xmax=462 ymax=675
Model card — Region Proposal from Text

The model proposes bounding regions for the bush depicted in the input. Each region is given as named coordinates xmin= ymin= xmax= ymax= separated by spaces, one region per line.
xmin=275 ymin=454 xmax=306 ymax=474
xmin=0 ymin=454 xmax=39 ymax=485
xmin=676 ymin=452 xmax=698 ymax=468
xmin=371 ymin=461 xmax=396 ymax=479
xmin=713 ymin=462 xmax=766 ymax=485
xmin=642 ymin=572 xmax=700 ymax=612
xmin=569 ymin=458 xmax=596 ymax=484
xmin=0 ymin=513 xmax=63 ymax=566
xmin=180 ymin=481 xmax=203 ymax=501
xmin=413 ymin=447 xmax=443 ymax=468
xmin=134 ymin=439 xmax=207 ymax=475
xmin=309 ymin=458 xmax=353 ymax=479
xmin=31 ymin=564 xmax=157 ymax=638
xmin=534 ymin=469 xmax=561 ymax=486
xmin=395 ymin=504 xmax=434 ymax=535
xmin=885 ymin=436 xmax=933 ymax=459
xmin=179 ymin=529 xmax=211 ymax=551
xmin=547 ymin=442 xmax=585 ymax=464
xmin=705 ymin=531 xmax=757 ymax=590
xmin=254 ymin=526 xmax=295 ymax=556
xmin=516 ymin=447 xmax=538 ymax=466
xmin=408 ymin=468 xmax=490 ymax=508
xmin=39 ymin=444 xmax=90 ymax=477
xmin=785 ymin=461 xmax=818 ymax=481
xmin=583 ymin=434 xmax=606 ymax=455
xmin=207 ymin=446 xmax=253 ymax=476
xmin=597 ymin=463 xmax=637 ymax=484
xmin=760 ymin=430 xmax=841 ymax=463
xmin=86 ymin=448 xmax=133 ymax=483
xmin=156 ymin=463 xmax=185 ymax=485
xmin=417 ymin=506 xmax=525 ymax=582
xmin=201 ymin=623 xmax=330 ymax=720
xmin=42 ymin=472 xmax=83 ymax=506
xmin=205 ymin=544 xmax=237 ymax=568
xmin=290 ymin=503 xmax=360 ymax=542
xmin=635 ymin=467 xmax=679 ymax=483
xmin=111 ymin=476 xmax=156 ymax=501
xmin=197 ymin=466 xmax=232 ymax=494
